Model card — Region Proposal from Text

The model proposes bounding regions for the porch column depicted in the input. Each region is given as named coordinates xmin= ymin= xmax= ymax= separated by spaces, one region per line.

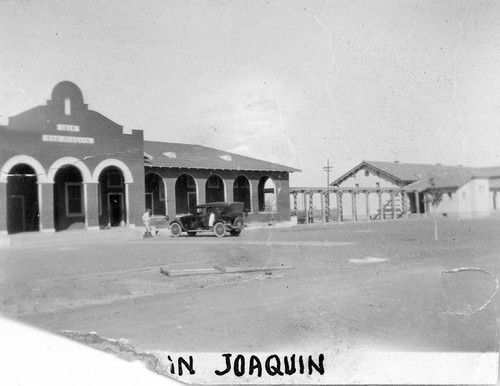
xmin=365 ymin=192 xmax=371 ymax=221
xmin=378 ymin=191 xmax=384 ymax=220
xmin=415 ymin=191 xmax=420 ymax=217
xmin=0 ymin=182 xmax=7 ymax=236
xmin=38 ymin=182 xmax=55 ymax=232
xmin=325 ymin=192 xmax=330 ymax=222
xmin=391 ymin=191 xmax=396 ymax=219
xmin=308 ymin=192 xmax=314 ymax=223
xmin=293 ymin=192 xmax=298 ymax=216
xmin=83 ymin=182 xmax=100 ymax=230
xmin=224 ymin=179 xmax=233 ymax=202
xmin=337 ymin=192 xmax=343 ymax=223
xmin=124 ymin=182 xmax=130 ymax=226
xmin=196 ymin=178 xmax=206 ymax=205
xmin=402 ymin=191 xmax=409 ymax=219
xmin=165 ymin=177 xmax=177 ymax=217
xmin=303 ymin=192 xmax=309 ymax=224
xmin=390 ymin=190 xmax=396 ymax=220
xmin=351 ymin=191 xmax=357 ymax=222
xmin=321 ymin=192 xmax=325 ymax=223
xmin=251 ymin=178 xmax=259 ymax=215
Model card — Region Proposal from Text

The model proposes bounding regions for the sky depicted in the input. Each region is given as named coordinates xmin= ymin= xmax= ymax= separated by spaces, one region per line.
xmin=1 ymin=0 xmax=499 ymax=186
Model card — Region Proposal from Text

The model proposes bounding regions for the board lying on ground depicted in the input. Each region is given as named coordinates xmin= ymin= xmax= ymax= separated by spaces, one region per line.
xmin=160 ymin=265 xmax=294 ymax=277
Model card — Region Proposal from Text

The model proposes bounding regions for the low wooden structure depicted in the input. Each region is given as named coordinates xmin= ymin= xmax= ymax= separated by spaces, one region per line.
xmin=289 ymin=187 xmax=426 ymax=224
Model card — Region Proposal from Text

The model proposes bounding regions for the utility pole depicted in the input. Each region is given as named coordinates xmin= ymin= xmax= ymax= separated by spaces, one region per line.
xmin=323 ymin=159 xmax=332 ymax=188
xmin=323 ymin=159 xmax=333 ymax=223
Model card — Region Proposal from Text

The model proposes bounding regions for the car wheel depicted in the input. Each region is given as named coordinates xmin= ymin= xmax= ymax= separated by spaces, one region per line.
xmin=170 ymin=223 xmax=182 ymax=237
xmin=232 ymin=216 xmax=243 ymax=230
xmin=187 ymin=231 xmax=197 ymax=237
xmin=213 ymin=222 xmax=226 ymax=238
xmin=230 ymin=216 xmax=243 ymax=236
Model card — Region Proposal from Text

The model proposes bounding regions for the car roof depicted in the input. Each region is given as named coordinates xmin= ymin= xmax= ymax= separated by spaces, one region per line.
xmin=195 ymin=202 xmax=231 ymax=208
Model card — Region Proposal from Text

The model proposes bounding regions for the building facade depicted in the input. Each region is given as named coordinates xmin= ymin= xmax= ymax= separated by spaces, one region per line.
xmin=331 ymin=161 xmax=500 ymax=219
xmin=0 ymin=81 xmax=297 ymax=235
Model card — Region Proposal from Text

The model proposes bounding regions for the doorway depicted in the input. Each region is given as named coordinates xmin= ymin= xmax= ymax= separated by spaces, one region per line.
xmin=108 ymin=193 xmax=124 ymax=227
xmin=7 ymin=195 xmax=25 ymax=234
xmin=6 ymin=164 xmax=39 ymax=234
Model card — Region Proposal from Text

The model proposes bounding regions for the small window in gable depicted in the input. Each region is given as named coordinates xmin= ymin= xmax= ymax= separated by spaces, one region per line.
xmin=364 ymin=170 xmax=369 ymax=177
xmin=64 ymin=97 xmax=71 ymax=115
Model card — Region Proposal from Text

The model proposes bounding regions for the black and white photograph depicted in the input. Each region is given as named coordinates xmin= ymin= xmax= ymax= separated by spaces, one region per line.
xmin=1 ymin=0 xmax=500 ymax=384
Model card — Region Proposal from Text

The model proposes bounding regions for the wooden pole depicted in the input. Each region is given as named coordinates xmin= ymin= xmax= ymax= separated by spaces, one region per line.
xmin=365 ymin=192 xmax=371 ymax=221
xmin=309 ymin=192 xmax=314 ymax=223
xmin=321 ymin=192 xmax=325 ymax=223
xmin=352 ymin=191 xmax=357 ymax=222
xmin=378 ymin=191 xmax=384 ymax=220
xmin=391 ymin=191 xmax=396 ymax=219
xmin=403 ymin=191 xmax=409 ymax=219
xmin=415 ymin=191 xmax=420 ymax=217
xmin=337 ymin=192 xmax=342 ymax=222
xmin=325 ymin=191 xmax=330 ymax=223
xmin=303 ymin=192 xmax=309 ymax=224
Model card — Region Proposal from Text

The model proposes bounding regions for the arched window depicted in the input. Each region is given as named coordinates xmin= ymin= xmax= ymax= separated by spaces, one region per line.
xmin=233 ymin=176 xmax=251 ymax=212
xmin=258 ymin=176 xmax=276 ymax=212
xmin=64 ymin=97 xmax=71 ymax=115
xmin=206 ymin=175 xmax=225 ymax=203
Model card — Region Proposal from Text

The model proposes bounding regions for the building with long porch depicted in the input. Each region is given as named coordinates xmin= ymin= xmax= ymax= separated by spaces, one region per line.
xmin=0 ymin=81 xmax=298 ymax=235
xmin=330 ymin=160 xmax=500 ymax=220
xmin=290 ymin=160 xmax=500 ymax=225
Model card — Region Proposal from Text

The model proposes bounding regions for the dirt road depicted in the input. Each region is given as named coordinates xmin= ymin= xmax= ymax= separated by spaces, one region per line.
xmin=1 ymin=217 xmax=499 ymax=354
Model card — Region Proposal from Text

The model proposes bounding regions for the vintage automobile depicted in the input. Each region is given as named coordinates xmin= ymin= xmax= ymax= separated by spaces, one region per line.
xmin=169 ymin=202 xmax=244 ymax=238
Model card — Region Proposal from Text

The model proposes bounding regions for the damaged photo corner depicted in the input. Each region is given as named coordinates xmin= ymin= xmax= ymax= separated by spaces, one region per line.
xmin=0 ymin=0 xmax=500 ymax=384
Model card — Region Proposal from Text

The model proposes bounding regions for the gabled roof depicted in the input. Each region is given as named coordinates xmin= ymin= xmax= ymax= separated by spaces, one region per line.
xmin=331 ymin=160 xmax=500 ymax=191
xmin=143 ymin=141 xmax=300 ymax=173
xmin=465 ymin=166 xmax=500 ymax=178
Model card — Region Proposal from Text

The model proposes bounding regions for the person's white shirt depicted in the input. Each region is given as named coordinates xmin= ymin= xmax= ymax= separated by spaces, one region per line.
xmin=208 ymin=213 xmax=215 ymax=227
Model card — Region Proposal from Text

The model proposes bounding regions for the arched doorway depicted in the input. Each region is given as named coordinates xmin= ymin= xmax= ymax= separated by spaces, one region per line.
xmin=145 ymin=173 xmax=166 ymax=216
xmin=99 ymin=167 xmax=126 ymax=227
xmin=258 ymin=176 xmax=276 ymax=212
xmin=7 ymin=164 xmax=39 ymax=234
xmin=175 ymin=174 xmax=197 ymax=214
xmin=233 ymin=176 xmax=251 ymax=213
xmin=205 ymin=175 xmax=224 ymax=203
xmin=53 ymin=165 xmax=84 ymax=231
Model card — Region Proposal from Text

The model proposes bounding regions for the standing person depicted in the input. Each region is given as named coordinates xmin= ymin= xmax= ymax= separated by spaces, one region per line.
xmin=142 ymin=209 xmax=153 ymax=238
xmin=208 ymin=208 xmax=215 ymax=227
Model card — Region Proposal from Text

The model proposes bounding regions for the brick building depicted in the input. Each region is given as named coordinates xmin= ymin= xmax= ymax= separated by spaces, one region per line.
xmin=0 ymin=81 xmax=298 ymax=235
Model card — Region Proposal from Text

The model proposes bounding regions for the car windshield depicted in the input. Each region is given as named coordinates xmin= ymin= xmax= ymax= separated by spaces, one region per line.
xmin=196 ymin=207 xmax=212 ymax=215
